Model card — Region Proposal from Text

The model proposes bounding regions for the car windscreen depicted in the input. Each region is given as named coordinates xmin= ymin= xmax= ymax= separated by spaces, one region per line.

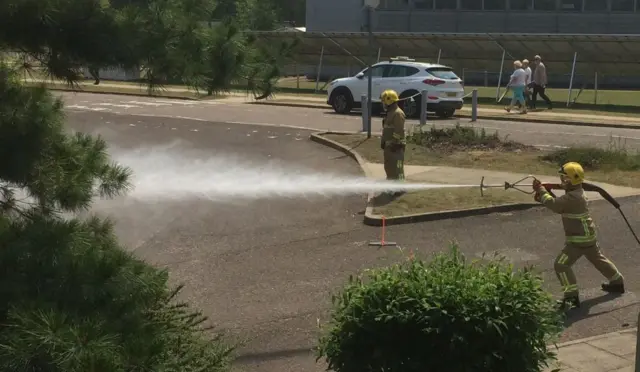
xmin=426 ymin=67 xmax=459 ymax=80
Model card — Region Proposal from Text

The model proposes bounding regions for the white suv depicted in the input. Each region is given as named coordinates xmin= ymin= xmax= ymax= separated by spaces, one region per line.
xmin=326 ymin=57 xmax=464 ymax=118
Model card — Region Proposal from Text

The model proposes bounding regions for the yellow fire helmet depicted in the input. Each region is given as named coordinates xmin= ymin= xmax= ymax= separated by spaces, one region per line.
xmin=559 ymin=162 xmax=585 ymax=185
xmin=380 ymin=89 xmax=399 ymax=106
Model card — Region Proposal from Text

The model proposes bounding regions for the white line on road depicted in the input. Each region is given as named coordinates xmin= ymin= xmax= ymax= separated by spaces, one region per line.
xmin=96 ymin=103 xmax=140 ymax=109
xmin=125 ymin=100 xmax=171 ymax=107
xmin=153 ymin=100 xmax=199 ymax=105
xmin=66 ymin=105 xmax=111 ymax=112
xmin=62 ymin=106 xmax=640 ymax=144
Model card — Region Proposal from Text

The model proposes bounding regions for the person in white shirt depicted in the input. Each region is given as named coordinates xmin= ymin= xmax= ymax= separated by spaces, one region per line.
xmin=505 ymin=60 xmax=527 ymax=114
xmin=522 ymin=59 xmax=533 ymax=109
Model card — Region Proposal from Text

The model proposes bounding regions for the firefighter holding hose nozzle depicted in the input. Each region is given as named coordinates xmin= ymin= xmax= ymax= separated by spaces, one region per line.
xmin=533 ymin=162 xmax=625 ymax=311
xmin=380 ymin=90 xmax=406 ymax=196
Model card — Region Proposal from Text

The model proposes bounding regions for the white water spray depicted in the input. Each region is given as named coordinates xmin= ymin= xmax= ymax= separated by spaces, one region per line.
xmin=111 ymin=143 xmax=479 ymax=202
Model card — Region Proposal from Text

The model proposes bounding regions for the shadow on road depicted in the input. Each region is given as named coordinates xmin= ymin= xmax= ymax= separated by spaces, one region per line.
xmin=564 ymin=293 xmax=635 ymax=327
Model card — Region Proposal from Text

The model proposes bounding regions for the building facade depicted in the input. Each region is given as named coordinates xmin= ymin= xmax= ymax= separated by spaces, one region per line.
xmin=306 ymin=0 xmax=640 ymax=34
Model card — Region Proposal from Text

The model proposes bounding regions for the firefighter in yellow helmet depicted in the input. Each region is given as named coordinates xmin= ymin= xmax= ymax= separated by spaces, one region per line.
xmin=533 ymin=162 xmax=625 ymax=311
xmin=379 ymin=89 xmax=406 ymax=192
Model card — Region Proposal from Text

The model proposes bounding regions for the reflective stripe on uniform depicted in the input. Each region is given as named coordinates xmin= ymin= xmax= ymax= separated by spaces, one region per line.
xmin=561 ymin=211 xmax=597 ymax=243
xmin=558 ymin=272 xmax=578 ymax=293
xmin=540 ymin=192 xmax=553 ymax=202
xmin=556 ymin=253 xmax=569 ymax=265
xmin=610 ymin=272 xmax=622 ymax=281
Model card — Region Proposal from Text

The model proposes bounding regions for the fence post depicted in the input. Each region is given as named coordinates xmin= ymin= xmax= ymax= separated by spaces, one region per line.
xmin=496 ymin=49 xmax=506 ymax=101
xmin=420 ymin=90 xmax=428 ymax=127
xmin=635 ymin=310 xmax=640 ymax=372
xmin=471 ymin=89 xmax=478 ymax=122
xmin=567 ymin=52 xmax=578 ymax=107
xmin=362 ymin=94 xmax=369 ymax=132
xmin=594 ymin=72 xmax=599 ymax=105
xmin=315 ymin=46 xmax=325 ymax=93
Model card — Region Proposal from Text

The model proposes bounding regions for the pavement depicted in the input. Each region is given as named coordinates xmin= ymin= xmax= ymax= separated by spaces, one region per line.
xmin=58 ymin=94 xmax=640 ymax=371
xmin=256 ymin=94 xmax=640 ymax=128
xmin=545 ymin=329 xmax=637 ymax=372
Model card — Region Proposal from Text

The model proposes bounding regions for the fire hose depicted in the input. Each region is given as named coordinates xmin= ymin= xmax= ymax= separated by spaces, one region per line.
xmin=480 ymin=175 xmax=640 ymax=246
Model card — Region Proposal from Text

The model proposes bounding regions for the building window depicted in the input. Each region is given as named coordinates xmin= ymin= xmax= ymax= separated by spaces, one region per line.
xmin=533 ymin=0 xmax=556 ymax=10
xmin=381 ymin=0 xmax=410 ymax=9
xmin=485 ymin=0 xmax=507 ymax=9
xmin=413 ymin=0 xmax=434 ymax=8
xmin=611 ymin=0 xmax=634 ymax=11
xmin=561 ymin=0 xmax=583 ymax=10
xmin=435 ymin=0 xmax=457 ymax=9
xmin=584 ymin=0 xmax=607 ymax=10
xmin=509 ymin=0 xmax=532 ymax=10
xmin=461 ymin=0 xmax=483 ymax=9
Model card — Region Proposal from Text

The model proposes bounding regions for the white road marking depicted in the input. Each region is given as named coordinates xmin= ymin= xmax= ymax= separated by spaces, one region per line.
xmin=153 ymin=100 xmax=198 ymax=105
xmin=61 ymin=108 xmax=640 ymax=145
xmin=96 ymin=103 xmax=140 ymax=109
xmin=125 ymin=100 xmax=171 ymax=107
xmin=67 ymin=105 xmax=110 ymax=112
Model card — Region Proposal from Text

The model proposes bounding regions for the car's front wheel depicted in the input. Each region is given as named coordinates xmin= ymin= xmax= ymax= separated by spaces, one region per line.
xmin=399 ymin=90 xmax=421 ymax=119
xmin=435 ymin=108 xmax=455 ymax=119
xmin=331 ymin=88 xmax=354 ymax=114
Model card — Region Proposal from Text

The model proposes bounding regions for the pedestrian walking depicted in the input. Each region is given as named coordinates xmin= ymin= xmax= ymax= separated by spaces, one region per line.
xmin=523 ymin=59 xmax=533 ymax=108
xmin=532 ymin=55 xmax=552 ymax=109
xmin=504 ymin=60 xmax=527 ymax=114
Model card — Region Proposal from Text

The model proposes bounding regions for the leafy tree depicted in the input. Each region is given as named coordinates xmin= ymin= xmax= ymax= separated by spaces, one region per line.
xmin=0 ymin=0 xmax=239 ymax=369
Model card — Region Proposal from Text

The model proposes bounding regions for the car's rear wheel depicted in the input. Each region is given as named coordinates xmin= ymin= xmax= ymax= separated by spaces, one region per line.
xmin=399 ymin=90 xmax=421 ymax=119
xmin=436 ymin=108 xmax=455 ymax=119
xmin=331 ymin=88 xmax=353 ymax=114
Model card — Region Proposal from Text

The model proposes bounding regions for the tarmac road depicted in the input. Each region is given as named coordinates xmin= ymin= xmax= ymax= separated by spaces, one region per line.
xmin=62 ymin=97 xmax=640 ymax=371
xmin=57 ymin=91 xmax=640 ymax=150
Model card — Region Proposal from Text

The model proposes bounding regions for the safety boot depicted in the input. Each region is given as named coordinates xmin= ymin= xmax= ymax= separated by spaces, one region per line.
xmin=557 ymin=295 xmax=580 ymax=311
xmin=601 ymin=282 xmax=625 ymax=294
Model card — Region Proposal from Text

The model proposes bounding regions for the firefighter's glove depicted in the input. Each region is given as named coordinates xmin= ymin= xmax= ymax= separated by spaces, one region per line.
xmin=534 ymin=192 xmax=542 ymax=203
xmin=532 ymin=178 xmax=543 ymax=192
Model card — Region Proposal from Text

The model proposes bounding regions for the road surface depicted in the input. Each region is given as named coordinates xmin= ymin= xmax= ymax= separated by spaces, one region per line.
xmin=61 ymin=94 xmax=640 ymax=371
xmin=57 ymin=91 xmax=640 ymax=150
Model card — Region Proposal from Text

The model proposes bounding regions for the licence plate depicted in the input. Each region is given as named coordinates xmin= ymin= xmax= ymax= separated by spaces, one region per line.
xmin=447 ymin=92 xmax=457 ymax=97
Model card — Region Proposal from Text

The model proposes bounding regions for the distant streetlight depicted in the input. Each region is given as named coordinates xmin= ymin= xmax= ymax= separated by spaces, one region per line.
xmin=363 ymin=0 xmax=378 ymax=139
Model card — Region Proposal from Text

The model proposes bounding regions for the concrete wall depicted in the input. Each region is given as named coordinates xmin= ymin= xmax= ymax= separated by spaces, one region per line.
xmin=305 ymin=0 xmax=640 ymax=34
xmin=373 ymin=10 xmax=640 ymax=33
xmin=306 ymin=0 xmax=365 ymax=32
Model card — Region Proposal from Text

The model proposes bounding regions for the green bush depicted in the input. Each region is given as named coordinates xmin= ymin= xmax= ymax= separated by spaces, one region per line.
xmin=407 ymin=123 xmax=523 ymax=150
xmin=541 ymin=140 xmax=640 ymax=171
xmin=316 ymin=245 xmax=564 ymax=372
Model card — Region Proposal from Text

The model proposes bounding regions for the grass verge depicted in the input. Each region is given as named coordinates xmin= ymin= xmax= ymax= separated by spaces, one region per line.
xmin=323 ymin=124 xmax=640 ymax=216
xmin=371 ymin=187 xmax=534 ymax=217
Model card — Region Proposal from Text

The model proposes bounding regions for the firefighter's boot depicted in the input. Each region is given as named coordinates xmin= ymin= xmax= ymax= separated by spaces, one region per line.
xmin=557 ymin=295 xmax=580 ymax=311
xmin=601 ymin=282 xmax=625 ymax=294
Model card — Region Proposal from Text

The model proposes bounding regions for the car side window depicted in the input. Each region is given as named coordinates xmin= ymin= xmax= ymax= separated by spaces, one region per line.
xmin=384 ymin=65 xmax=420 ymax=78
xmin=370 ymin=66 xmax=385 ymax=77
